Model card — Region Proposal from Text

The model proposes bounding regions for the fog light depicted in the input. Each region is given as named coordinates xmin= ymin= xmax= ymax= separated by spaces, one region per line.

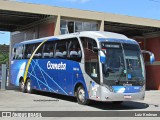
xmin=105 ymin=97 xmax=109 ymax=99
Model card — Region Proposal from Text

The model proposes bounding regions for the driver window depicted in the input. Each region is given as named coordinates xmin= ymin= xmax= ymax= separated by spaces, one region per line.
xmin=80 ymin=37 xmax=100 ymax=84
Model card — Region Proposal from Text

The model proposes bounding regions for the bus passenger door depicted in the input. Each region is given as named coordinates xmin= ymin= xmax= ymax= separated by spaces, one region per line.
xmin=80 ymin=37 xmax=101 ymax=100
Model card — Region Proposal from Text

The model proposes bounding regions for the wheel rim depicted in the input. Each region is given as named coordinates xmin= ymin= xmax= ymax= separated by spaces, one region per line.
xmin=78 ymin=88 xmax=85 ymax=102
xmin=20 ymin=81 xmax=24 ymax=90
xmin=27 ymin=81 xmax=31 ymax=91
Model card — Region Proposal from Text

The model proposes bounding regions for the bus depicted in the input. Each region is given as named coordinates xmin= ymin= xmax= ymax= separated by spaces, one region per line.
xmin=10 ymin=31 xmax=155 ymax=105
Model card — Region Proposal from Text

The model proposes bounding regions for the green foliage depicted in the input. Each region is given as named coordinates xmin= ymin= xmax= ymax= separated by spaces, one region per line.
xmin=0 ymin=51 xmax=9 ymax=64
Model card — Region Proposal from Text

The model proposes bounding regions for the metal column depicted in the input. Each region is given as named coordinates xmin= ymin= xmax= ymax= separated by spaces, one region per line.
xmin=1 ymin=64 xmax=7 ymax=90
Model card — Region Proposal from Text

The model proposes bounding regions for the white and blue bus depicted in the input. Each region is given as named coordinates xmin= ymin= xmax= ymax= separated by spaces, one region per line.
xmin=10 ymin=31 xmax=155 ymax=105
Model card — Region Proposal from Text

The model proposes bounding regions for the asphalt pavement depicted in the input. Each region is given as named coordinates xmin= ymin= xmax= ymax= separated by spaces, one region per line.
xmin=0 ymin=85 xmax=160 ymax=111
xmin=0 ymin=84 xmax=159 ymax=120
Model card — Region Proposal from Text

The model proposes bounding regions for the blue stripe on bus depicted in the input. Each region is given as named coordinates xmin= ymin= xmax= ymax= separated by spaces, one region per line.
xmin=11 ymin=59 xmax=89 ymax=98
xmin=29 ymin=59 xmax=68 ymax=95
xmin=112 ymin=86 xmax=142 ymax=93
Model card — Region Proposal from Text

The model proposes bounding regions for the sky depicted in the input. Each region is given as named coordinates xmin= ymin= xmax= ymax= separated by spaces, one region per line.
xmin=1 ymin=0 xmax=160 ymax=45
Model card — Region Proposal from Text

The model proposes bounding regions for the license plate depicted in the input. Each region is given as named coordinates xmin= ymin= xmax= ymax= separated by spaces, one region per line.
xmin=124 ymin=95 xmax=131 ymax=99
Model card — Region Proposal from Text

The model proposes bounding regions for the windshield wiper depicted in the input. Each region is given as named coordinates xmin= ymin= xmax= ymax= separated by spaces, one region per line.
xmin=115 ymin=66 xmax=125 ymax=85
xmin=133 ymin=77 xmax=143 ymax=81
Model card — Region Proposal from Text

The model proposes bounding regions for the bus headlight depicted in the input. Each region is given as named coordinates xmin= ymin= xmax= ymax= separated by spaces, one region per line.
xmin=101 ymin=83 xmax=115 ymax=92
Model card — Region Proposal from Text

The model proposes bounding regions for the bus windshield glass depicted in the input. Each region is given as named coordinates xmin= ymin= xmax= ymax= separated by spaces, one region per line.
xmin=123 ymin=43 xmax=145 ymax=81
xmin=101 ymin=42 xmax=145 ymax=84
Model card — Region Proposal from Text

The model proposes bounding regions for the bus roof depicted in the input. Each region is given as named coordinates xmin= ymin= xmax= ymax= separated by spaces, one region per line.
xmin=79 ymin=31 xmax=129 ymax=39
xmin=20 ymin=31 xmax=137 ymax=45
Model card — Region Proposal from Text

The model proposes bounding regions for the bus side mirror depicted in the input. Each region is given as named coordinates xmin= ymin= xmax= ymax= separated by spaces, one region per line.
xmin=150 ymin=54 xmax=155 ymax=64
xmin=99 ymin=51 xmax=106 ymax=64
xmin=93 ymin=47 xmax=106 ymax=64
xmin=141 ymin=50 xmax=155 ymax=64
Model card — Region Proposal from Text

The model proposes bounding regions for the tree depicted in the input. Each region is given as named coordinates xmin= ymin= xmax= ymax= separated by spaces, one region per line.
xmin=0 ymin=51 xmax=9 ymax=65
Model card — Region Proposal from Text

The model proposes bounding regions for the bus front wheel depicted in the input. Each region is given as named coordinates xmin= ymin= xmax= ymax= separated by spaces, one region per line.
xmin=76 ymin=86 xmax=90 ymax=105
xmin=26 ymin=79 xmax=34 ymax=93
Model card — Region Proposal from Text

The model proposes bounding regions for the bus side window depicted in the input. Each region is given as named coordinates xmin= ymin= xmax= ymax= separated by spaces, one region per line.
xmin=33 ymin=43 xmax=43 ymax=59
xmin=43 ymin=41 xmax=54 ymax=59
xmin=55 ymin=40 xmax=67 ymax=59
xmin=15 ymin=46 xmax=19 ymax=59
xmin=80 ymin=37 xmax=100 ymax=84
xmin=68 ymin=38 xmax=82 ymax=62
xmin=31 ymin=44 xmax=37 ymax=59
xmin=13 ymin=45 xmax=24 ymax=60
xmin=22 ymin=45 xmax=25 ymax=59
xmin=24 ymin=44 xmax=30 ymax=59
xmin=12 ymin=47 xmax=16 ymax=60
xmin=15 ymin=45 xmax=22 ymax=60
xmin=18 ymin=45 xmax=23 ymax=59
xmin=24 ymin=44 xmax=35 ymax=59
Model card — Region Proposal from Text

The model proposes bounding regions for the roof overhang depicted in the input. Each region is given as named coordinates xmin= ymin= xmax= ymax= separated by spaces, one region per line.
xmin=0 ymin=1 xmax=160 ymax=37
xmin=0 ymin=10 xmax=50 ymax=31
xmin=104 ymin=21 xmax=160 ymax=37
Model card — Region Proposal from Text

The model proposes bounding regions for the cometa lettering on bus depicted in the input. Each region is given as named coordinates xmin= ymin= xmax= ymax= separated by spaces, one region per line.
xmin=47 ymin=61 xmax=66 ymax=70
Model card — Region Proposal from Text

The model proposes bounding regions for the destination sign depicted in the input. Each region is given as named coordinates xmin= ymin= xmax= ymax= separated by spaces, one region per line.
xmin=102 ymin=44 xmax=120 ymax=48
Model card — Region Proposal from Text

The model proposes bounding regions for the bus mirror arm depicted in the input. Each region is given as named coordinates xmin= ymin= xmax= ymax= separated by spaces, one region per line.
xmin=93 ymin=47 xmax=100 ymax=52
xmin=141 ymin=50 xmax=155 ymax=64
xmin=93 ymin=47 xmax=106 ymax=53
xmin=93 ymin=47 xmax=106 ymax=64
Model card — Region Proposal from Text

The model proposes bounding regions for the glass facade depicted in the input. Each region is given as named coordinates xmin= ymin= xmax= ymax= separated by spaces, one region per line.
xmin=60 ymin=20 xmax=99 ymax=34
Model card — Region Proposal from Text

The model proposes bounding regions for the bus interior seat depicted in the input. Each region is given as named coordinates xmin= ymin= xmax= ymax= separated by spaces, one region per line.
xmin=43 ymin=53 xmax=50 ymax=58
xmin=33 ymin=54 xmax=38 ymax=59
xmin=34 ymin=53 xmax=42 ymax=59
xmin=19 ymin=54 xmax=23 ymax=59
xmin=70 ymin=51 xmax=78 ymax=58
xmin=77 ymin=50 xmax=82 ymax=57
xmin=49 ymin=52 xmax=54 ymax=58
xmin=63 ymin=51 xmax=67 ymax=58
xmin=55 ymin=52 xmax=63 ymax=58
xmin=27 ymin=54 xmax=31 ymax=58
xmin=38 ymin=53 xmax=42 ymax=57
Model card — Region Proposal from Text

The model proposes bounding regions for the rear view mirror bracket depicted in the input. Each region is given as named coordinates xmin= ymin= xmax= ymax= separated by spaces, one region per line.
xmin=141 ymin=50 xmax=155 ymax=64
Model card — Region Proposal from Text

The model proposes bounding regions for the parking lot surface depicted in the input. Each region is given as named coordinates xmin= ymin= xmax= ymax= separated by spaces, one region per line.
xmin=0 ymin=85 xmax=160 ymax=120
xmin=0 ymin=86 xmax=160 ymax=111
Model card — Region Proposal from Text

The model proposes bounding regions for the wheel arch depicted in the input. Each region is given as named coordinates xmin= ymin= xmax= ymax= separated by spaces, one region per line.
xmin=19 ymin=76 xmax=30 ymax=85
xmin=25 ymin=77 xmax=30 ymax=83
xmin=19 ymin=76 xmax=24 ymax=86
xmin=74 ymin=81 xmax=89 ymax=98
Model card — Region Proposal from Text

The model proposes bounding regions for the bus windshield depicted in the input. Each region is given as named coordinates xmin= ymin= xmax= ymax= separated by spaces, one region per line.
xmin=101 ymin=42 xmax=145 ymax=85
xmin=123 ymin=43 xmax=145 ymax=81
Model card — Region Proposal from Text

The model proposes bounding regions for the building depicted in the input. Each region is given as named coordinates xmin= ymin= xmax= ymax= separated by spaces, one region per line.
xmin=0 ymin=1 xmax=160 ymax=90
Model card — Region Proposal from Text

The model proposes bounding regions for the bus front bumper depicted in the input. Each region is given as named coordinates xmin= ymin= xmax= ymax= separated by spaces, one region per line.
xmin=100 ymin=91 xmax=145 ymax=101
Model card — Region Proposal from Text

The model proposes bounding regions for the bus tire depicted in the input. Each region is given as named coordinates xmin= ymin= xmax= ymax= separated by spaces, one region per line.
xmin=19 ymin=79 xmax=26 ymax=93
xmin=76 ymin=86 xmax=90 ymax=105
xmin=26 ymin=79 xmax=34 ymax=94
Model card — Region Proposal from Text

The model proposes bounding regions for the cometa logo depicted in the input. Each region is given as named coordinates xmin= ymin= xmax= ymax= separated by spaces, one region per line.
xmin=47 ymin=61 xmax=66 ymax=70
